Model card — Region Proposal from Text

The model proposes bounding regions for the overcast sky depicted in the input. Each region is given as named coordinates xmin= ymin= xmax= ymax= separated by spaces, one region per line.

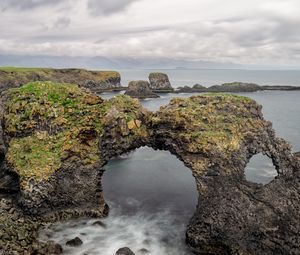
xmin=0 ymin=0 xmax=300 ymax=68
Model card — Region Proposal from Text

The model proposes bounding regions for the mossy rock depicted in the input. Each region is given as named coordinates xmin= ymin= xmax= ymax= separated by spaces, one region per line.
xmin=3 ymin=81 xmax=147 ymax=188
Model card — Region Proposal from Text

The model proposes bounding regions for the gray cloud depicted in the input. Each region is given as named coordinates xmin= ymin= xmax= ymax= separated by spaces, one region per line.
xmin=87 ymin=0 xmax=137 ymax=16
xmin=0 ymin=0 xmax=300 ymax=68
xmin=0 ymin=0 xmax=61 ymax=11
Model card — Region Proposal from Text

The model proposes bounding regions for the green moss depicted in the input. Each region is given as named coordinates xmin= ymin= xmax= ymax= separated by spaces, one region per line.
xmin=4 ymin=82 xmax=144 ymax=187
xmin=154 ymin=94 xmax=263 ymax=154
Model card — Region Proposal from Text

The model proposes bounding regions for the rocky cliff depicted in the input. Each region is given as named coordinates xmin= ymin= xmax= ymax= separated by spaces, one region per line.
xmin=148 ymin=72 xmax=174 ymax=92
xmin=0 ymin=67 xmax=122 ymax=93
xmin=0 ymin=83 xmax=299 ymax=254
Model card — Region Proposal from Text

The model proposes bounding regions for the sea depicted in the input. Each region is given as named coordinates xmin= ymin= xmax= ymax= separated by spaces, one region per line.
xmin=39 ymin=69 xmax=300 ymax=255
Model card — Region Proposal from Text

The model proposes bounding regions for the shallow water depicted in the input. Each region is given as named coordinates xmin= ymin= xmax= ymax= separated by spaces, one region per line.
xmin=39 ymin=83 xmax=300 ymax=254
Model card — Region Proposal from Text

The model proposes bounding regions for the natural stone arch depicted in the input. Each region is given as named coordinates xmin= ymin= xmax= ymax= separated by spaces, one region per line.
xmin=0 ymin=83 xmax=299 ymax=254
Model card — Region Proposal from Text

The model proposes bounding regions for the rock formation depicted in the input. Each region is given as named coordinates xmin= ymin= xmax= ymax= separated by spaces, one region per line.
xmin=0 ymin=83 xmax=299 ymax=254
xmin=176 ymin=82 xmax=300 ymax=93
xmin=125 ymin=80 xmax=159 ymax=99
xmin=0 ymin=67 xmax=122 ymax=93
xmin=148 ymin=72 xmax=174 ymax=92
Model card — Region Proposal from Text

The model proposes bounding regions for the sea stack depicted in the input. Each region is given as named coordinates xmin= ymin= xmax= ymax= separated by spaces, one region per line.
xmin=125 ymin=80 xmax=159 ymax=99
xmin=148 ymin=72 xmax=174 ymax=92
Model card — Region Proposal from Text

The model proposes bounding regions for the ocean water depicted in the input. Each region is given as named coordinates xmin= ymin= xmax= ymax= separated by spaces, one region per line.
xmin=39 ymin=71 xmax=300 ymax=255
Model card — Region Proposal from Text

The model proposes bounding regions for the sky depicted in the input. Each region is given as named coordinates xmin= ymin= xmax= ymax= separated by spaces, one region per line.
xmin=0 ymin=0 xmax=300 ymax=68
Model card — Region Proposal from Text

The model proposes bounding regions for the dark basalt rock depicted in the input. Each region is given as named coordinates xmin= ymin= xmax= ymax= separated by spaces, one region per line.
xmin=116 ymin=247 xmax=135 ymax=255
xmin=125 ymin=80 xmax=159 ymax=99
xmin=148 ymin=72 xmax=174 ymax=92
xmin=0 ymin=83 xmax=299 ymax=255
xmin=92 ymin=220 xmax=107 ymax=228
xmin=66 ymin=237 xmax=83 ymax=247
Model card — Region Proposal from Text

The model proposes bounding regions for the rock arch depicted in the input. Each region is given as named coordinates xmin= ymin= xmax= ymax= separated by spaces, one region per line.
xmin=1 ymin=83 xmax=299 ymax=254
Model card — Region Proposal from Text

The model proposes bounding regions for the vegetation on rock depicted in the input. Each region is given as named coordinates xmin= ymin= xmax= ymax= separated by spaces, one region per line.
xmin=152 ymin=93 xmax=264 ymax=157
xmin=4 ymin=81 xmax=146 ymax=188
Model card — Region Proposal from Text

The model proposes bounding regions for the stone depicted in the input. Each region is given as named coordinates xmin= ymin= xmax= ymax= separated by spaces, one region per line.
xmin=66 ymin=237 xmax=83 ymax=247
xmin=148 ymin=72 xmax=174 ymax=92
xmin=125 ymin=80 xmax=159 ymax=99
xmin=116 ymin=247 xmax=135 ymax=255
xmin=91 ymin=220 xmax=107 ymax=228
xmin=138 ymin=248 xmax=150 ymax=254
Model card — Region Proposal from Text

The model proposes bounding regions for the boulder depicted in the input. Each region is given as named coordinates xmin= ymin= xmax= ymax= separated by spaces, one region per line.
xmin=116 ymin=247 xmax=135 ymax=255
xmin=66 ymin=237 xmax=83 ymax=247
xmin=148 ymin=73 xmax=174 ymax=92
xmin=125 ymin=80 xmax=159 ymax=99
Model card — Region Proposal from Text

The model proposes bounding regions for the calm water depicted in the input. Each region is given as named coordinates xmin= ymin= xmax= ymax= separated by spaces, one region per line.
xmin=39 ymin=72 xmax=300 ymax=255
xmin=118 ymin=69 xmax=300 ymax=87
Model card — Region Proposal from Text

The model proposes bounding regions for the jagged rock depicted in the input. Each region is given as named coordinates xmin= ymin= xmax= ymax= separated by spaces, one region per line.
xmin=1 ymin=83 xmax=299 ymax=255
xmin=0 ymin=67 xmax=123 ymax=93
xmin=149 ymin=94 xmax=300 ymax=255
xmin=116 ymin=247 xmax=135 ymax=255
xmin=125 ymin=80 xmax=159 ymax=99
xmin=148 ymin=73 xmax=174 ymax=92
xmin=0 ymin=81 xmax=149 ymax=218
xmin=66 ymin=237 xmax=83 ymax=247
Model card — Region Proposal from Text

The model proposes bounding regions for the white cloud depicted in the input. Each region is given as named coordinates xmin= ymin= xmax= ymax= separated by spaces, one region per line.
xmin=0 ymin=0 xmax=300 ymax=67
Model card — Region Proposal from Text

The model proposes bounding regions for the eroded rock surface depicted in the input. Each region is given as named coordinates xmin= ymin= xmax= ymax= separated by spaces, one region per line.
xmin=0 ymin=84 xmax=299 ymax=255
xmin=125 ymin=80 xmax=159 ymax=99
xmin=148 ymin=72 xmax=174 ymax=92
xmin=149 ymin=94 xmax=300 ymax=255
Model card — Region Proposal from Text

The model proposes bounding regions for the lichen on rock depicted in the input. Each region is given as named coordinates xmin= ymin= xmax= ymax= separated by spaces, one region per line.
xmin=1 ymin=81 xmax=150 ymax=217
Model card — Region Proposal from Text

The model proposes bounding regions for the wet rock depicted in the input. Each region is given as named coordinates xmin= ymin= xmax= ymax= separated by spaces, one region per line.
xmin=116 ymin=247 xmax=135 ymax=255
xmin=125 ymin=80 xmax=159 ymax=99
xmin=148 ymin=72 xmax=174 ymax=92
xmin=66 ymin=237 xmax=83 ymax=247
xmin=92 ymin=220 xmax=107 ymax=228
xmin=138 ymin=248 xmax=150 ymax=254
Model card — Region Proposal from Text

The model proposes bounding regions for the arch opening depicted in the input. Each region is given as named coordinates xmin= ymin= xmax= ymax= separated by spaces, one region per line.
xmin=39 ymin=146 xmax=198 ymax=255
xmin=245 ymin=153 xmax=278 ymax=184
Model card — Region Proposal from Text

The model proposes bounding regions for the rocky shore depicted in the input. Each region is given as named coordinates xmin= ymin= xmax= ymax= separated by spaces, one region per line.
xmin=177 ymin=81 xmax=300 ymax=93
xmin=0 ymin=82 xmax=299 ymax=254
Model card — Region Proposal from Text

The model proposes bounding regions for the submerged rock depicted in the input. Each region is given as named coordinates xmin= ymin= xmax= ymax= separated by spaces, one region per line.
xmin=66 ymin=237 xmax=83 ymax=247
xmin=148 ymin=72 xmax=174 ymax=92
xmin=116 ymin=247 xmax=135 ymax=255
xmin=125 ymin=80 xmax=159 ymax=99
